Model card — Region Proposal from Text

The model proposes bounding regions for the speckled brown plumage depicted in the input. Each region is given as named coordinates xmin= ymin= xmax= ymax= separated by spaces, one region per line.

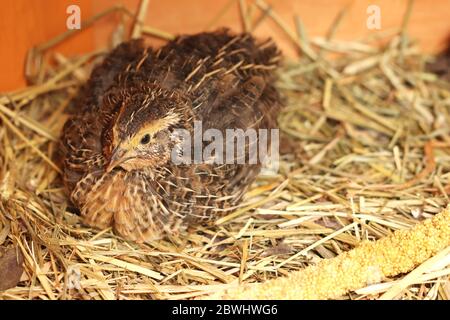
xmin=427 ymin=38 xmax=450 ymax=81
xmin=60 ymin=30 xmax=283 ymax=242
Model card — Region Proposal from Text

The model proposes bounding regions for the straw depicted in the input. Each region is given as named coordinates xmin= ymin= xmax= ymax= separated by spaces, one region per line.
xmin=0 ymin=0 xmax=448 ymax=300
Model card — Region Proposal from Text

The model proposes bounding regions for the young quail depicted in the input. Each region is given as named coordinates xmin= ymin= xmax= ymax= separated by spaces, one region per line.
xmin=61 ymin=30 xmax=283 ymax=242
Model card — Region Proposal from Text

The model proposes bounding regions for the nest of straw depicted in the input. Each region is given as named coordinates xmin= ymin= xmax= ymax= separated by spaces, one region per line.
xmin=0 ymin=1 xmax=449 ymax=300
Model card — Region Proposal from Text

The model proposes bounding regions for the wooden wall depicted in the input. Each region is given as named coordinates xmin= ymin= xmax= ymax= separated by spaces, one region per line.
xmin=1 ymin=0 xmax=449 ymax=91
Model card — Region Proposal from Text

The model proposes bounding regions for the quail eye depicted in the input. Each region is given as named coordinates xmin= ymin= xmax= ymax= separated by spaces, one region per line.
xmin=140 ymin=134 xmax=151 ymax=145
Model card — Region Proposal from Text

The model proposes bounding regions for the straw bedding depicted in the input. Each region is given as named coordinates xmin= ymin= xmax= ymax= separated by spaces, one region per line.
xmin=0 ymin=0 xmax=449 ymax=300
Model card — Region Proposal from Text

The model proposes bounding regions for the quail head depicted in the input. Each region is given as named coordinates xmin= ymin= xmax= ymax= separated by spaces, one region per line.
xmin=61 ymin=30 xmax=283 ymax=242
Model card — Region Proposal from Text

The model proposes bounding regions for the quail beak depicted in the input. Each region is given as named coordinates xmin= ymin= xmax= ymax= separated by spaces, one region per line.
xmin=106 ymin=147 xmax=127 ymax=173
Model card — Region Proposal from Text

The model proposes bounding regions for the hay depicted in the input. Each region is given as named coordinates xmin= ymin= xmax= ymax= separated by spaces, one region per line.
xmin=203 ymin=206 xmax=450 ymax=299
xmin=0 ymin=0 xmax=449 ymax=300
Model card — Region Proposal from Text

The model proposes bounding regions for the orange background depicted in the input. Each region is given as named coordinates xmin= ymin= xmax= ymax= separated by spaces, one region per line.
xmin=1 ymin=0 xmax=450 ymax=92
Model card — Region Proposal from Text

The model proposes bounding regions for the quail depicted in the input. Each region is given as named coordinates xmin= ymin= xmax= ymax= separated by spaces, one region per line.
xmin=61 ymin=30 xmax=283 ymax=242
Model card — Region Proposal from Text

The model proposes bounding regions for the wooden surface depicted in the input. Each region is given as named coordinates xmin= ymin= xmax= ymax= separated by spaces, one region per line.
xmin=1 ymin=0 xmax=450 ymax=91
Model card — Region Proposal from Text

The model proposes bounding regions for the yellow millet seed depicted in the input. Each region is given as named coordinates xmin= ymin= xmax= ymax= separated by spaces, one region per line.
xmin=205 ymin=206 xmax=450 ymax=299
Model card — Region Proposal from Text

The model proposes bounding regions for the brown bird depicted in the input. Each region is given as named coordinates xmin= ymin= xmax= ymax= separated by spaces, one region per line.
xmin=427 ymin=37 xmax=450 ymax=81
xmin=60 ymin=30 xmax=283 ymax=242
